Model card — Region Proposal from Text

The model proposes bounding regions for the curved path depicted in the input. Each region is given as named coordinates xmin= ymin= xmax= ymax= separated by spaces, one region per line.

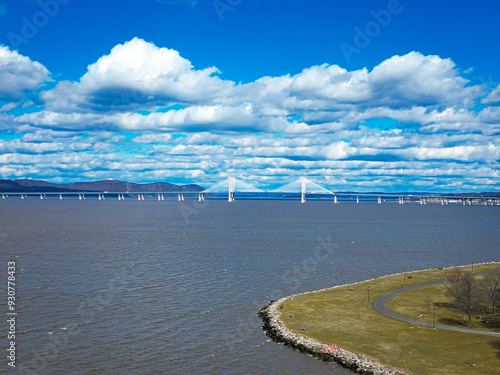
xmin=372 ymin=277 xmax=500 ymax=338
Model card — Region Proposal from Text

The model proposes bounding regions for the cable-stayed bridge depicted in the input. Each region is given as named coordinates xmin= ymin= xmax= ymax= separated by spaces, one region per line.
xmin=270 ymin=177 xmax=334 ymax=203
xmin=1 ymin=176 xmax=499 ymax=205
xmin=204 ymin=176 xmax=263 ymax=202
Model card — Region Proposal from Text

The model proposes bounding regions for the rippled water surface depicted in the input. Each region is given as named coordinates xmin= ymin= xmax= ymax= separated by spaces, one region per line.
xmin=1 ymin=199 xmax=499 ymax=374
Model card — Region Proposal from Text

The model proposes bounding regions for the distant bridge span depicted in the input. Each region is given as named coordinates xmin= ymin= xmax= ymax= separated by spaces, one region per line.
xmin=1 ymin=176 xmax=499 ymax=205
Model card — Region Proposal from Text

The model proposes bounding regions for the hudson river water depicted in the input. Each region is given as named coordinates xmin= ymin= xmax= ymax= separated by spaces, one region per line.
xmin=1 ymin=199 xmax=499 ymax=374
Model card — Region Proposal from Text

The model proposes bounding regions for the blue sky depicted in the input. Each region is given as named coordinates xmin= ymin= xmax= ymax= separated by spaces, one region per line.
xmin=0 ymin=0 xmax=499 ymax=191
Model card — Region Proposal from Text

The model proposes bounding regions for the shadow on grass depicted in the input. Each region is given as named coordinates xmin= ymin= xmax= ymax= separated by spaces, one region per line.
xmin=433 ymin=302 xmax=454 ymax=309
xmin=480 ymin=319 xmax=500 ymax=332
xmin=438 ymin=317 xmax=472 ymax=328
xmin=489 ymin=340 xmax=500 ymax=360
xmin=437 ymin=316 xmax=500 ymax=331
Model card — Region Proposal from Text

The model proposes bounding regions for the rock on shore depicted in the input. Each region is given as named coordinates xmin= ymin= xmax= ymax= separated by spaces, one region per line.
xmin=259 ymin=298 xmax=410 ymax=375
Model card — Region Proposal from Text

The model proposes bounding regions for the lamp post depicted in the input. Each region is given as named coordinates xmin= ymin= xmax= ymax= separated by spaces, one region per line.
xmin=367 ymin=286 xmax=370 ymax=303
xmin=433 ymin=308 xmax=436 ymax=328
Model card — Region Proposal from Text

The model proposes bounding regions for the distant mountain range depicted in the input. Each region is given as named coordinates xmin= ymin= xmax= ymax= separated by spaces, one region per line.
xmin=0 ymin=178 xmax=498 ymax=196
xmin=0 ymin=179 xmax=205 ymax=193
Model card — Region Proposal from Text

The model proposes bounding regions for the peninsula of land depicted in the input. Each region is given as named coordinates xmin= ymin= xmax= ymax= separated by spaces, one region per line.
xmin=260 ymin=262 xmax=500 ymax=375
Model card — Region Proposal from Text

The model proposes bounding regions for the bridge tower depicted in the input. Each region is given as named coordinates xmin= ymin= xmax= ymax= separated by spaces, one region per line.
xmin=228 ymin=176 xmax=235 ymax=202
xmin=300 ymin=177 xmax=306 ymax=203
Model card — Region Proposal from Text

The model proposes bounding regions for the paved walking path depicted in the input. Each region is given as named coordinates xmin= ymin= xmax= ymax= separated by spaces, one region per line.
xmin=372 ymin=277 xmax=500 ymax=337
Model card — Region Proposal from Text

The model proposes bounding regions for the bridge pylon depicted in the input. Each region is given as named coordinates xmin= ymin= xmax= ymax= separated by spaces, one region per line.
xmin=228 ymin=176 xmax=235 ymax=202
xmin=300 ymin=177 xmax=306 ymax=203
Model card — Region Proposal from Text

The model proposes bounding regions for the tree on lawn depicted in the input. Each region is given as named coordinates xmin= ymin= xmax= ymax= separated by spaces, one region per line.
xmin=446 ymin=272 xmax=481 ymax=327
xmin=482 ymin=268 xmax=500 ymax=314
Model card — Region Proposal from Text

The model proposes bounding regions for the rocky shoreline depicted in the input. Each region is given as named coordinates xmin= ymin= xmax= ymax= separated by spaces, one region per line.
xmin=259 ymin=262 xmax=500 ymax=374
xmin=259 ymin=298 xmax=409 ymax=375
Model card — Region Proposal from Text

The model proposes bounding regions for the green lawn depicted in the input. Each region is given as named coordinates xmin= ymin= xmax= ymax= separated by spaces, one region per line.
xmin=389 ymin=274 xmax=500 ymax=332
xmin=279 ymin=263 xmax=500 ymax=375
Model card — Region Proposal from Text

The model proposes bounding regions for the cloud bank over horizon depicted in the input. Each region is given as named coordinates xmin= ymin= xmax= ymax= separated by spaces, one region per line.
xmin=0 ymin=38 xmax=499 ymax=192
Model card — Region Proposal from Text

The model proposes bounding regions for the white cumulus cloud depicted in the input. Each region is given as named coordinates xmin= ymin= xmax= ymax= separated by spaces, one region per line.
xmin=0 ymin=45 xmax=50 ymax=103
xmin=481 ymin=84 xmax=500 ymax=105
xmin=41 ymin=38 xmax=234 ymax=112
xmin=2 ymin=40 xmax=499 ymax=191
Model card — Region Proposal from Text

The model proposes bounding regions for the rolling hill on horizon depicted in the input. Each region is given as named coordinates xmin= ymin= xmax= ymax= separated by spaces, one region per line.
xmin=0 ymin=179 xmax=205 ymax=193
xmin=0 ymin=179 xmax=498 ymax=197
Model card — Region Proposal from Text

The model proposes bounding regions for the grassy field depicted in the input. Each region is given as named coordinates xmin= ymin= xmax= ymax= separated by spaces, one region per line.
xmin=389 ymin=274 xmax=500 ymax=332
xmin=279 ymin=263 xmax=500 ymax=375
